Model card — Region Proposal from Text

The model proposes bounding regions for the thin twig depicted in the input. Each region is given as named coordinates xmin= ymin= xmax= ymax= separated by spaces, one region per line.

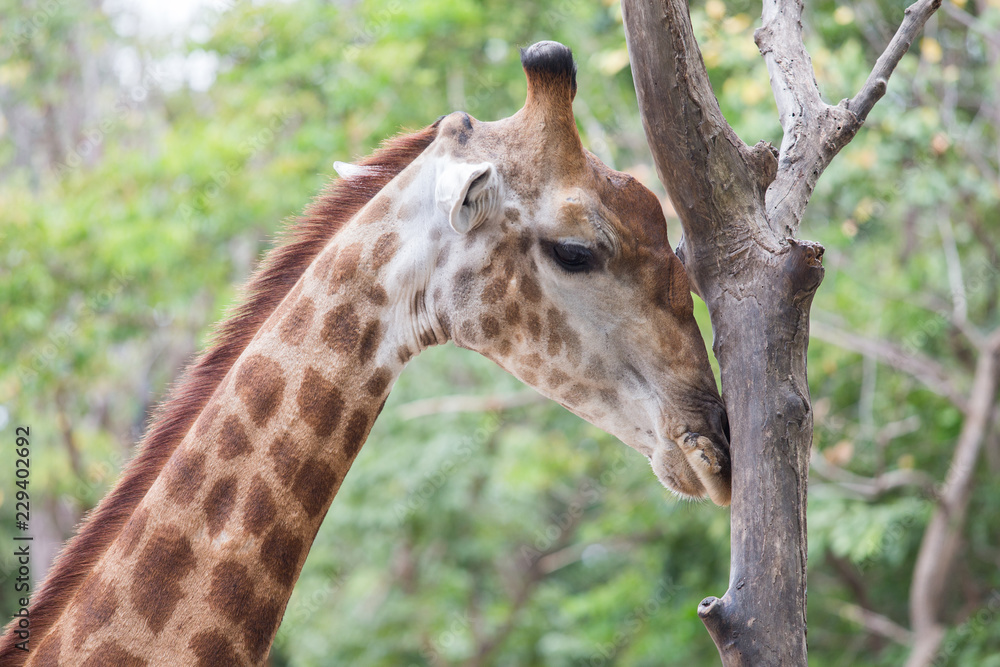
xmin=845 ymin=0 xmax=944 ymax=122
xmin=840 ymin=602 xmax=915 ymax=645
xmin=936 ymin=214 xmax=968 ymax=325
xmin=811 ymin=320 xmax=969 ymax=413
xmin=811 ymin=451 xmax=938 ymax=500
xmin=941 ymin=2 xmax=1000 ymax=49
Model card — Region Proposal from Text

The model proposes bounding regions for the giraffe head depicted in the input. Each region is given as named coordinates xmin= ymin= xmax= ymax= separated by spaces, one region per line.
xmin=343 ymin=42 xmax=730 ymax=505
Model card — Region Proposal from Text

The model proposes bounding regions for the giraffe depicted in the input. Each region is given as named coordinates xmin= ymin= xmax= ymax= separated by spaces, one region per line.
xmin=1 ymin=41 xmax=731 ymax=665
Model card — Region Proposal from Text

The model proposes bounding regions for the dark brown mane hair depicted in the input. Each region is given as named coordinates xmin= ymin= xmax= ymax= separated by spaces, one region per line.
xmin=0 ymin=121 xmax=440 ymax=660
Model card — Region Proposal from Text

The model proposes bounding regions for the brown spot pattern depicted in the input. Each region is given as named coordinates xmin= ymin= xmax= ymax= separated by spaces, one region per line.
xmin=81 ymin=642 xmax=147 ymax=667
xmin=219 ymin=415 xmax=251 ymax=460
xmin=566 ymin=383 xmax=590 ymax=404
xmin=523 ymin=353 xmax=543 ymax=369
xmin=547 ymin=308 xmax=580 ymax=361
xmin=243 ymin=599 xmax=283 ymax=662
xmin=357 ymin=320 xmax=381 ymax=365
xmin=119 ymin=508 xmax=149 ymax=558
xmin=242 ymin=474 xmax=277 ymax=536
xmin=209 ymin=561 xmax=254 ymax=622
xmin=357 ymin=195 xmax=390 ymax=226
xmin=504 ymin=301 xmax=521 ymax=326
xmin=397 ymin=200 xmax=416 ymax=221
xmin=196 ymin=402 xmax=220 ymax=438
xmin=517 ymin=233 xmax=531 ymax=253
xmin=268 ymin=433 xmax=300 ymax=484
xmin=366 ymin=284 xmax=388 ymax=306
xmin=72 ymin=575 xmax=118 ymax=648
xmin=438 ymin=308 xmax=452 ymax=337
xmin=496 ymin=339 xmax=512 ymax=356
xmin=563 ymin=327 xmax=582 ymax=363
xmin=370 ymin=232 xmax=399 ymax=272
xmin=330 ymin=243 xmax=362 ymax=289
xmin=457 ymin=320 xmax=479 ymax=345
xmin=548 ymin=369 xmax=570 ymax=388
xmin=481 ymin=315 xmax=500 ymax=339
xmin=364 ymin=367 xmax=391 ymax=396
xmin=526 ymin=312 xmax=542 ymax=341
xmin=600 ymin=388 xmax=621 ymax=407
xmin=297 ymin=367 xmax=344 ymax=438
xmin=31 ymin=630 xmax=61 ymax=667
xmin=451 ymin=268 xmax=475 ymax=307
xmin=547 ymin=328 xmax=563 ymax=356
xmin=261 ymin=526 xmax=305 ymax=588
xmin=343 ymin=410 xmax=369 ymax=460
xmin=312 ymin=245 xmax=339 ymax=284
xmin=190 ymin=630 xmax=244 ymax=667
xmin=130 ymin=527 xmax=196 ymax=634
xmin=396 ymin=344 xmax=413 ymax=363
xmin=321 ymin=303 xmax=360 ymax=355
xmin=482 ymin=275 xmax=508 ymax=304
xmin=165 ymin=449 xmax=206 ymax=505
xmin=292 ymin=457 xmax=339 ymax=518
xmin=520 ymin=273 xmax=542 ymax=302
xmin=235 ymin=355 xmax=285 ymax=426
xmin=279 ymin=296 xmax=316 ymax=346
xmin=435 ymin=243 xmax=451 ymax=268
xmin=208 ymin=562 xmax=284 ymax=663
xmin=204 ymin=475 xmax=239 ymax=539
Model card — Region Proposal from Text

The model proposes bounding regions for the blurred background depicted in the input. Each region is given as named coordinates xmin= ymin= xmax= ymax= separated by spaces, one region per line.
xmin=1 ymin=0 xmax=998 ymax=664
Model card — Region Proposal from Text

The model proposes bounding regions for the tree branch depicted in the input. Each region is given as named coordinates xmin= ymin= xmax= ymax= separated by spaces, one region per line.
xmin=468 ymin=490 xmax=586 ymax=667
xmin=810 ymin=319 xmax=969 ymax=414
xmin=622 ymin=1 xmax=941 ymax=663
xmin=906 ymin=331 xmax=1000 ymax=667
xmin=810 ymin=452 xmax=938 ymax=501
xmin=621 ymin=0 xmax=780 ymax=260
xmin=757 ymin=0 xmax=943 ymax=234
xmin=846 ymin=0 xmax=944 ymax=122
xmin=840 ymin=603 xmax=915 ymax=646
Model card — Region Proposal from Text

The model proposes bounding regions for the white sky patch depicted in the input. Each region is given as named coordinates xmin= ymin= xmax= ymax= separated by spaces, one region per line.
xmin=113 ymin=0 xmax=209 ymax=38
xmin=105 ymin=0 xmax=222 ymax=93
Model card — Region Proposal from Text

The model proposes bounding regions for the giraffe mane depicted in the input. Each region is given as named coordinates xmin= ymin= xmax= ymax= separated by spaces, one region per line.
xmin=0 ymin=121 xmax=441 ymax=659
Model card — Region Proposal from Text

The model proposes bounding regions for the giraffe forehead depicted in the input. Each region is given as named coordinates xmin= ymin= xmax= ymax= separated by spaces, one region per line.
xmin=433 ymin=112 xmax=666 ymax=259
xmin=587 ymin=157 xmax=671 ymax=253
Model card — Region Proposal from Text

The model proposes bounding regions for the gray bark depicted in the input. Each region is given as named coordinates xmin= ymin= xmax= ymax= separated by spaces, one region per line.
xmin=620 ymin=0 xmax=941 ymax=663
xmin=906 ymin=331 xmax=1000 ymax=667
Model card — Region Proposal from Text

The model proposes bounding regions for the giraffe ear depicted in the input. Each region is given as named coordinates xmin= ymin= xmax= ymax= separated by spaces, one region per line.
xmin=333 ymin=161 xmax=375 ymax=179
xmin=435 ymin=161 xmax=497 ymax=234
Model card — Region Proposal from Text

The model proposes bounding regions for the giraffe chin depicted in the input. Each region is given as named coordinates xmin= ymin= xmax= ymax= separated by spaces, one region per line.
xmin=645 ymin=430 xmax=732 ymax=507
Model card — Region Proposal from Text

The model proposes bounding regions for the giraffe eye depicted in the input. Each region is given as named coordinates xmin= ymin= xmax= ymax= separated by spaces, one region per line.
xmin=551 ymin=242 xmax=594 ymax=273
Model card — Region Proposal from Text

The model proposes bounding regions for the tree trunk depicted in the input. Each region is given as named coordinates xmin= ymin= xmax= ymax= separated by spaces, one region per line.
xmin=620 ymin=0 xmax=941 ymax=663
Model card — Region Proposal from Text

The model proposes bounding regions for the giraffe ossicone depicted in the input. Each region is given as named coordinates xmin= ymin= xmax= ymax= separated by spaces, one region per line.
xmin=3 ymin=40 xmax=730 ymax=666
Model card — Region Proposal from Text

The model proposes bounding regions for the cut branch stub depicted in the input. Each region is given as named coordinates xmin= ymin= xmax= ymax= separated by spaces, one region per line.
xmin=623 ymin=0 xmax=942 ymax=664
xmin=698 ymin=596 xmax=744 ymax=665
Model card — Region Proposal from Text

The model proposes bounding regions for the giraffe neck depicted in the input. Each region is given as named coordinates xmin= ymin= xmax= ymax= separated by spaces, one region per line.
xmin=28 ymin=189 xmax=429 ymax=665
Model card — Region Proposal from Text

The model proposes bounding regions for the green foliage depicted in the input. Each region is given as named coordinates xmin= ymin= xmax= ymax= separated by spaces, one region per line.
xmin=1 ymin=0 xmax=997 ymax=664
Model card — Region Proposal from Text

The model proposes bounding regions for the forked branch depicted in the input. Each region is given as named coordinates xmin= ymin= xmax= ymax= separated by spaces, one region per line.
xmin=621 ymin=0 xmax=942 ymax=664
xmin=621 ymin=0 xmax=778 ymax=250
xmin=757 ymin=0 xmax=943 ymax=234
